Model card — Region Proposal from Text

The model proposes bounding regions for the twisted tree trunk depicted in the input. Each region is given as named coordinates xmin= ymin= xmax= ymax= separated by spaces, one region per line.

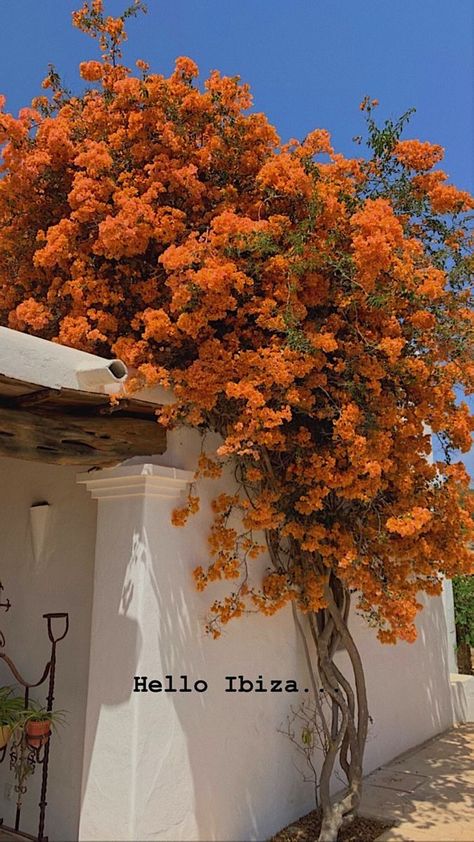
xmin=261 ymin=454 xmax=369 ymax=841
xmin=296 ymin=577 xmax=369 ymax=842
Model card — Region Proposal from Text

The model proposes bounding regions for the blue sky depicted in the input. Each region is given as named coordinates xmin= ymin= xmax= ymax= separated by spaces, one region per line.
xmin=0 ymin=0 xmax=472 ymax=474
xmin=0 ymin=0 xmax=472 ymax=190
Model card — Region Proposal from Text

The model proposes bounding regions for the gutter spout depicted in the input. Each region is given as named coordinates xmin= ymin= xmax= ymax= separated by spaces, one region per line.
xmin=75 ymin=359 xmax=128 ymax=393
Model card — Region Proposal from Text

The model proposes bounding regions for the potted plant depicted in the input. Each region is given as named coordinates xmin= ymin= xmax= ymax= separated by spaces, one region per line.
xmin=23 ymin=704 xmax=65 ymax=749
xmin=0 ymin=687 xmax=25 ymax=749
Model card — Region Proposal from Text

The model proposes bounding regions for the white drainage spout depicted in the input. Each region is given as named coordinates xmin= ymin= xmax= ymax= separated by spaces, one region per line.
xmin=75 ymin=359 xmax=128 ymax=393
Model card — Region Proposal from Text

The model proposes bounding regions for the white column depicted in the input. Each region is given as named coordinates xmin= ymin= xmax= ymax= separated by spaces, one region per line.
xmin=77 ymin=463 xmax=195 ymax=842
xmin=441 ymin=577 xmax=458 ymax=675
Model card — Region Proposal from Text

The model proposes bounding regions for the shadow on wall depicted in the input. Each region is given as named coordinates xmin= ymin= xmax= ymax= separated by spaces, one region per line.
xmin=0 ymin=457 xmax=97 ymax=842
xmin=339 ymin=587 xmax=454 ymax=779
xmin=79 ymin=430 xmax=313 ymax=842
xmin=130 ymin=526 xmax=318 ymax=841
xmin=418 ymin=592 xmax=455 ymax=729
xmin=79 ymin=429 xmax=457 ymax=842
xmin=77 ymin=513 xmax=144 ymax=832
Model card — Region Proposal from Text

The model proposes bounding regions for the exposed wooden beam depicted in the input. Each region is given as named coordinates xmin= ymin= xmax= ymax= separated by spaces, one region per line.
xmin=16 ymin=388 xmax=62 ymax=408
xmin=98 ymin=399 xmax=131 ymax=415
xmin=0 ymin=406 xmax=166 ymax=467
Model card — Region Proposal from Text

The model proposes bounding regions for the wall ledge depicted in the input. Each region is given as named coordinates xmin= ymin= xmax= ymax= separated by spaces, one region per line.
xmin=450 ymin=673 xmax=474 ymax=724
xmin=77 ymin=462 xmax=194 ymax=499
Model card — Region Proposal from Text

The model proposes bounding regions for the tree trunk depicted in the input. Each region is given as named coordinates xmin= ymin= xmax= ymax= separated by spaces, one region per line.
xmin=318 ymin=783 xmax=361 ymax=841
xmin=298 ymin=576 xmax=369 ymax=842
xmin=456 ymin=629 xmax=473 ymax=675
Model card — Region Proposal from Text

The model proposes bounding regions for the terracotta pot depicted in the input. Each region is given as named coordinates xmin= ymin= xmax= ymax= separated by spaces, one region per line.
xmin=25 ymin=720 xmax=51 ymax=749
xmin=0 ymin=725 xmax=11 ymax=749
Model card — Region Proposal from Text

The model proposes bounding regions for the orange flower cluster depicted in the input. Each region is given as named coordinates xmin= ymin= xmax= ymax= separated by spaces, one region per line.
xmin=393 ymin=140 xmax=444 ymax=171
xmin=0 ymin=4 xmax=472 ymax=642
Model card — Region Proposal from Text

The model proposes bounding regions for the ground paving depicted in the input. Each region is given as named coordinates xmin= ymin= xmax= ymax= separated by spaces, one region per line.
xmin=359 ymin=724 xmax=474 ymax=841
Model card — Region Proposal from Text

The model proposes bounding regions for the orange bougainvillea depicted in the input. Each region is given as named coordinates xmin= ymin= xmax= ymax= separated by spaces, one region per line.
xmin=0 ymin=5 xmax=472 ymax=654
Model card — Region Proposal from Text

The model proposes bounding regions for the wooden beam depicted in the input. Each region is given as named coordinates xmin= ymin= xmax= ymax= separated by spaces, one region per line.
xmin=16 ymin=388 xmax=62 ymax=408
xmin=0 ymin=406 xmax=166 ymax=467
xmin=98 ymin=399 xmax=131 ymax=415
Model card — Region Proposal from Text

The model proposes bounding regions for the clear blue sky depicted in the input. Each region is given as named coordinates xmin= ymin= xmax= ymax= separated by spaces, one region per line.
xmin=0 ymin=1 xmax=472 ymax=190
xmin=0 ymin=0 xmax=472 ymax=474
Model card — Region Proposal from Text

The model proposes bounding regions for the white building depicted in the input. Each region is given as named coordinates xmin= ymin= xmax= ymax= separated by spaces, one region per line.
xmin=0 ymin=326 xmax=471 ymax=842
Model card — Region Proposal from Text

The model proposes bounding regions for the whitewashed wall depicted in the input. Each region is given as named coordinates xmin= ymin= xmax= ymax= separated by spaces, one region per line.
xmin=0 ymin=427 xmax=456 ymax=842
xmin=143 ymin=426 xmax=456 ymax=765
xmin=0 ymin=455 xmax=97 ymax=841
xmin=79 ymin=427 xmax=455 ymax=842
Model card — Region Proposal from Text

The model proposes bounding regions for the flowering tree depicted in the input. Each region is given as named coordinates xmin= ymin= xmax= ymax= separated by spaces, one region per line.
xmin=0 ymin=3 xmax=473 ymax=838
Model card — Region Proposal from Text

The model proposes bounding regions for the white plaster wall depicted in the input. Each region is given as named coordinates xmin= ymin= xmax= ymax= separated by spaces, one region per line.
xmin=79 ymin=492 xmax=312 ymax=842
xmin=78 ymin=428 xmax=455 ymax=842
xmin=0 ymin=456 xmax=97 ymax=842
xmin=441 ymin=578 xmax=458 ymax=675
xmin=338 ymin=592 xmax=454 ymax=774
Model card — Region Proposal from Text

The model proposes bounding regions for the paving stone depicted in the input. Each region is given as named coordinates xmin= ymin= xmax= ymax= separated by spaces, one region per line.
xmin=366 ymin=770 xmax=429 ymax=793
xmin=365 ymin=724 xmax=474 ymax=842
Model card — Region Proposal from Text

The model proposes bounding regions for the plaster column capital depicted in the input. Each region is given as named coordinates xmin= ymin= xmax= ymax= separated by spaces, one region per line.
xmin=77 ymin=462 xmax=194 ymax=500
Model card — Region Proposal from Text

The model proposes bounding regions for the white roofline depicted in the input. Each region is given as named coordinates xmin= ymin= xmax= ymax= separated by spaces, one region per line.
xmin=0 ymin=326 xmax=128 ymax=395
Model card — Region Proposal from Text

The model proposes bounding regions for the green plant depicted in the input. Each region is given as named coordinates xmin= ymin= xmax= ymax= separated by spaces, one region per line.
xmin=23 ymin=703 xmax=66 ymax=731
xmin=452 ymin=574 xmax=474 ymax=674
xmin=0 ymin=687 xmax=26 ymax=730
xmin=22 ymin=703 xmax=66 ymax=752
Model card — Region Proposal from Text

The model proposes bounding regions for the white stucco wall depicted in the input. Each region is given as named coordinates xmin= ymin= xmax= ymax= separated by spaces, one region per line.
xmin=0 ymin=456 xmax=97 ymax=841
xmin=441 ymin=577 xmax=458 ymax=674
xmin=0 ymin=424 xmax=457 ymax=842
xmin=77 ymin=427 xmax=455 ymax=842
